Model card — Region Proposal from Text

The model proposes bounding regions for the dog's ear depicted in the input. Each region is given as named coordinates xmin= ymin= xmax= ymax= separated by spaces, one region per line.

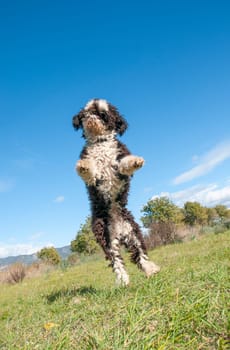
xmin=115 ymin=114 xmax=128 ymax=136
xmin=110 ymin=105 xmax=128 ymax=136
xmin=72 ymin=111 xmax=83 ymax=131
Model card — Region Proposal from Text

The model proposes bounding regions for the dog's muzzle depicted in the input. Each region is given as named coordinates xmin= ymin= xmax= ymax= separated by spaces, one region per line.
xmin=84 ymin=115 xmax=105 ymax=136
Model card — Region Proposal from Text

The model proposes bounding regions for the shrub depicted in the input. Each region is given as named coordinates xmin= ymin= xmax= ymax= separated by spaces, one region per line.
xmin=144 ymin=221 xmax=179 ymax=250
xmin=67 ymin=253 xmax=80 ymax=266
xmin=7 ymin=262 xmax=26 ymax=284
xmin=37 ymin=247 xmax=61 ymax=265
xmin=224 ymin=220 xmax=230 ymax=229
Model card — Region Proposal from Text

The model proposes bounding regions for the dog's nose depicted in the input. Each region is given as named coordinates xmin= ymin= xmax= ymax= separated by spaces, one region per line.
xmin=89 ymin=114 xmax=98 ymax=120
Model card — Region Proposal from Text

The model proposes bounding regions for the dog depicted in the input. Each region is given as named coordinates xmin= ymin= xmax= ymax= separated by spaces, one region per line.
xmin=72 ymin=99 xmax=160 ymax=285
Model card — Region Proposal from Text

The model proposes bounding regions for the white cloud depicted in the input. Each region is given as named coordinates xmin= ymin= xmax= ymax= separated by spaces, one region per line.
xmin=29 ymin=232 xmax=44 ymax=241
xmin=0 ymin=179 xmax=14 ymax=192
xmin=173 ymin=141 xmax=230 ymax=185
xmin=54 ymin=196 xmax=65 ymax=203
xmin=0 ymin=242 xmax=54 ymax=258
xmin=152 ymin=182 xmax=230 ymax=208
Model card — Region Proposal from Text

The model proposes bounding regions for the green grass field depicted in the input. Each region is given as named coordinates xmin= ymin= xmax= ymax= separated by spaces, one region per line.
xmin=0 ymin=232 xmax=229 ymax=350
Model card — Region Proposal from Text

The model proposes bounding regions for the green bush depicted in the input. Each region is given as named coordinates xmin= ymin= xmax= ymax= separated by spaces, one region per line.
xmin=37 ymin=247 xmax=61 ymax=265
xmin=71 ymin=217 xmax=100 ymax=255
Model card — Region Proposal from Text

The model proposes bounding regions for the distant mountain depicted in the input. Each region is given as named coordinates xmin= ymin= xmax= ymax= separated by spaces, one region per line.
xmin=0 ymin=245 xmax=71 ymax=268
xmin=56 ymin=246 xmax=71 ymax=259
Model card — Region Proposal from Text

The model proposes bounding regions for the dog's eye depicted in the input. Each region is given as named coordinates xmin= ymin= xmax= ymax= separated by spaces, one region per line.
xmin=100 ymin=112 xmax=108 ymax=121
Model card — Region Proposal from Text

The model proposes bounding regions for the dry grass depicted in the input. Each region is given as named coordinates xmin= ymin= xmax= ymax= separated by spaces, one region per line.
xmin=0 ymin=261 xmax=57 ymax=284
xmin=4 ymin=262 xmax=26 ymax=284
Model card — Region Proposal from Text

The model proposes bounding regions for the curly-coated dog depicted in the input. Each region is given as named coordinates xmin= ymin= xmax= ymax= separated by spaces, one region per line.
xmin=72 ymin=99 xmax=160 ymax=285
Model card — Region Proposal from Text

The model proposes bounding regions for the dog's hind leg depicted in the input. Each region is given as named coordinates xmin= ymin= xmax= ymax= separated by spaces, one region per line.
xmin=110 ymin=236 xmax=130 ymax=286
xmin=121 ymin=209 xmax=160 ymax=277
xmin=128 ymin=235 xmax=160 ymax=277
xmin=92 ymin=217 xmax=129 ymax=285
xmin=92 ymin=218 xmax=111 ymax=259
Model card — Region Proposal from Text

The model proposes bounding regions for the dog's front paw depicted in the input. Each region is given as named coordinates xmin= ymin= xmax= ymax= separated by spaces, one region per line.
xmin=132 ymin=157 xmax=145 ymax=170
xmin=76 ymin=159 xmax=95 ymax=184
xmin=76 ymin=159 xmax=90 ymax=174
xmin=119 ymin=155 xmax=145 ymax=176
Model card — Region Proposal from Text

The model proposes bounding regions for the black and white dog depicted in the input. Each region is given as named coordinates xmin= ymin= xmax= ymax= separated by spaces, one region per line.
xmin=73 ymin=99 xmax=160 ymax=285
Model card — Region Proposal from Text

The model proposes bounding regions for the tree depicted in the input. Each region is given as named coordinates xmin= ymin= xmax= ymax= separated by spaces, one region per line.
xmin=71 ymin=217 xmax=100 ymax=255
xmin=37 ymin=247 xmax=61 ymax=265
xmin=141 ymin=196 xmax=183 ymax=227
xmin=214 ymin=205 xmax=229 ymax=222
xmin=183 ymin=202 xmax=208 ymax=226
xmin=141 ymin=197 xmax=183 ymax=248
xmin=206 ymin=207 xmax=218 ymax=226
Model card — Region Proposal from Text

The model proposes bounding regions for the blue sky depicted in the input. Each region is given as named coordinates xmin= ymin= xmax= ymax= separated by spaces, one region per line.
xmin=0 ymin=0 xmax=230 ymax=258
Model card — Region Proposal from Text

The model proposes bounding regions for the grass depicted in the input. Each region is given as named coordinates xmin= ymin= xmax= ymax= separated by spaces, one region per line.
xmin=0 ymin=231 xmax=229 ymax=349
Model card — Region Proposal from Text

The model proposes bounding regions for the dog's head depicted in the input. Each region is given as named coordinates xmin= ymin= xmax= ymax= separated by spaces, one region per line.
xmin=72 ymin=99 xmax=128 ymax=139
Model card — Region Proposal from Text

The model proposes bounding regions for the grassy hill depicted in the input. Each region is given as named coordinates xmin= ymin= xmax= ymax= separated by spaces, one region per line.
xmin=0 ymin=232 xmax=229 ymax=350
